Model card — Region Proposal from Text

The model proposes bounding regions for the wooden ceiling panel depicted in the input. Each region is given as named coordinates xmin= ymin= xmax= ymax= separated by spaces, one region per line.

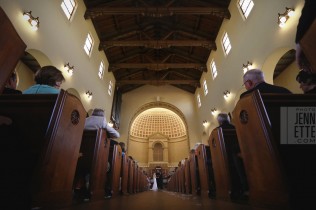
xmin=83 ymin=0 xmax=231 ymax=93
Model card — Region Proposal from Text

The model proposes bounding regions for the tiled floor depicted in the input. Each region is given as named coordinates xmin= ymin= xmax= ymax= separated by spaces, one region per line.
xmin=60 ymin=190 xmax=276 ymax=210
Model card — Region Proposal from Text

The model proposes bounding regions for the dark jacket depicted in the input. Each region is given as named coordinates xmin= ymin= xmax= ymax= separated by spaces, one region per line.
xmin=2 ymin=88 xmax=22 ymax=94
xmin=240 ymin=82 xmax=292 ymax=99
xmin=296 ymin=0 xmax=316 ymax=43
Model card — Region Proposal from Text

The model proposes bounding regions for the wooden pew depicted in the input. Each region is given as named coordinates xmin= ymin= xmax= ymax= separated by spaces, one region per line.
xmin=121 ymin=154 xmax=129 ymax=195
xmin=128 ymin=159 xmax=135 ymax=194
xmin=184 ymin=158 xmax=191 ymax=194
xmin=209 ymin=128 xmax=231 ymax=200
xmin=189 ymin=152 xmax=200 ymax=195
xmin=106 ymin=143 xmax=122 ymax=197
xmin=232 ymin=90 xmax=288 ymax=208
xmin=232 ymin=90 xmax=316 ymax=209
xmin=73 ymin=128 xmax=110 ymax=201
xmin=0 ymin=90 xmax=86 ymax=209
xmin=196 ymin=144 xmax=216 ymax=199
xmin=0 ymin=7 xmax=26 ymax=93
xmin=133 ymin=164 xmax=138 ymax=193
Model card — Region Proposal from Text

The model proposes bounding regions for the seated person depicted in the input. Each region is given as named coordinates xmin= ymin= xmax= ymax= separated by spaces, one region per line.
xmin=2 ymin=71 xmax=22 ymax=94
xmin=296 ymin=69 xmax=316 ymax=94
xmin=84 ymin=108 xmax=120 ymax=139
xmin=23 ymin=66 xmax=65 ymax=94
xmin=240 ymin=69 xmax=292 ymax=98
xmin=216 ymin=113 xmax=249 ymax=200
xmin=85 ymin=109 xmax=120 ymax=199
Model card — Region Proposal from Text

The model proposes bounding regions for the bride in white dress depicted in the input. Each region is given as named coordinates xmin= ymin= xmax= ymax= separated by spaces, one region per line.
xmin=151 ymin=173 xmax=158 ymax=191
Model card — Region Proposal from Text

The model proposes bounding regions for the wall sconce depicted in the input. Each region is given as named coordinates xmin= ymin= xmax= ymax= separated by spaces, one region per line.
xmin=223 ymin=90 xmax=231 ymax=99
xmin=278 ymin=7 xmax=295 ymax=28
xmin=203 ymin=120 xmax=208 ymax=126
xmin=64 ymin=63 xmax=74 ymax=76
xmin=211 ymin=108 xmax=217 ymax=115
xmin=242 ymin=61 xmax=252 ymax=74
xmin=23 ymin=11 xmax=39 ymax=31
xmin=86 ymin=90 xmax=93 ymax=99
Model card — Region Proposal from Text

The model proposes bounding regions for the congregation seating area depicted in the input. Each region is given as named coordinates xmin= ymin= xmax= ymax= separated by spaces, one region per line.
xmin=167 ymin=90 xmax=316 ymax=210
xmin=0 ymin=90 xmax=149 ymax=210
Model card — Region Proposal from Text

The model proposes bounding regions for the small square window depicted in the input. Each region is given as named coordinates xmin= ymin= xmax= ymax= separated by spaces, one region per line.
xmin=210 ymin=60 xmax=218 ymax=79
xmin=108 ymin=80 xmax=113 ymax=96
xmin=203 ymin=79 xmax=208 ymax=96
xmin=84 ymin=33 xmax=94 ymax=56
xmin=61 ymin=0 xmax=77 ymax=21
xmin=238 ymin=0 xmax=254 ymax=19
xmin=98 ymin=61 xmax=105 ymax=79
xmin=222 ymin=32 xmax=232 ymax=55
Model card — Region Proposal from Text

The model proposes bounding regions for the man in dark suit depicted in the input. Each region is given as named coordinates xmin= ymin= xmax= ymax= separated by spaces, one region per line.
xmin=240 ymin=69 xmax=291 ymax=98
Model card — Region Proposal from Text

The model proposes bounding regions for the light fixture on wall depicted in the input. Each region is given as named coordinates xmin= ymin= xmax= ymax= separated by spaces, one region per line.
xmin=211 ymin=108 xmax=217 ymax=115
xmin=64 ymin=62 xmax=74 ymax=76
xmin=223 ymin=90 xmax=231 ymax=99
xmin=23 ymin=11 xmax=39 ymax=31
xmin=278 ymin=7 xmax=295 ymax=28
xmin=86 ymin=90 xmax=93 ymax=99
xmin=203 ymin=120 xmax=208 ymax=126
xmin=242 ymin=61 xmax=252 ymax=74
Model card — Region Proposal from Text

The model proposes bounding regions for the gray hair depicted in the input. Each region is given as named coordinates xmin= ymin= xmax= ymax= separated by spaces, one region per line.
xmin=217 ymin=113 xmax=230 ymax=125
xmin=243 ymin=69 xmax=265 ymax=83
xmin=92 ymin=108 xmax=105 ymax=117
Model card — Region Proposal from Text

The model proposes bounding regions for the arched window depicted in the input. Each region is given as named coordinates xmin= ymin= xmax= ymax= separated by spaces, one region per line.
xmin=153 ymin=143 xmax=163 ymax=161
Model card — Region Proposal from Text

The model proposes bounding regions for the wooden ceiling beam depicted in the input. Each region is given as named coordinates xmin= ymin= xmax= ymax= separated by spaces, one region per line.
xmin=109 ymin=63 xmax=206 ymax=71
xmin=116 ymin=79 xmax=200 ymax=86
xmin=85 ymin=7 xmax=231 ymax=19
xmin=100 ymin=40 xmax=216 ymax=50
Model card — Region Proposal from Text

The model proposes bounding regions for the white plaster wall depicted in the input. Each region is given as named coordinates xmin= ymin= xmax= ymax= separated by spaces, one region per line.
xmin=0 ymin=0 xmax=115 ymax=119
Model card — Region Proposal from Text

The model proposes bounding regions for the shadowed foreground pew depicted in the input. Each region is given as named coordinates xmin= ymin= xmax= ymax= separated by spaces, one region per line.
xmin=232 ymin=90 xmax=316 ymax=210
xmin=0 ymin=90 xmax=86 ymax=209
xmin=73 ymin=128 xmax=110 ymax=201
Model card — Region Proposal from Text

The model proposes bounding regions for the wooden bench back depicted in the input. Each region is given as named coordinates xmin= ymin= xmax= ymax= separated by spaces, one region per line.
xmin=0 ymin=90 xmax=86 ymax=208
xmin=184 ymin=159 xmax=191 ymax=194
xmin=76 ymin=129 xmax=109 ymax=200
xmin=209 ymin=128 xmax=232 ymax=200
xmin=232 ymin=90 xmax=295 ymax=208
xmin=189 ymin=152 xmax=199 ymax=195
xmin=196 ymin=144 xmax=215 ymax=198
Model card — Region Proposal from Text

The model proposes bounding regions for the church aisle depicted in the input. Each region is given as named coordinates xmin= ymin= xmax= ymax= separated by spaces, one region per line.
xmin=60 ymin=190 xmax=272 ymax=210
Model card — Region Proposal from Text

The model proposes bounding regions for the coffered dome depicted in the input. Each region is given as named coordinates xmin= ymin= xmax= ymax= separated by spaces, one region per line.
xmin=130 ymin=108 xmax=186 ymax=139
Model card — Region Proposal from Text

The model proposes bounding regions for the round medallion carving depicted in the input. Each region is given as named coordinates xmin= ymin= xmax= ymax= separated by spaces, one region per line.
xmin=239 ymin=110 xmax=248 ymax=124
xmin=71 ymin=110 xmax=80 ymax=125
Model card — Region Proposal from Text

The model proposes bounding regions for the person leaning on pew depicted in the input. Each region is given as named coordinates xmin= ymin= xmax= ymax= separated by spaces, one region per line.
xmin=23 ymin=65 xmax=65 ymax=94
xmin=240 ymin=69 xmax=292 ymax=98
